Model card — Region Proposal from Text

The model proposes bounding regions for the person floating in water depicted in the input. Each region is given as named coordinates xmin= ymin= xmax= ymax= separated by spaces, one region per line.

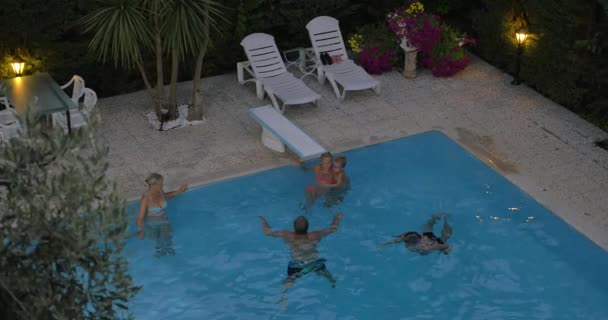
xmin=137 ymin=173 xmax=188 ymax=257
xmin=258 ymin=213 xmax=344 ymax=309
xmin=379 ymin=213 xmax=453 ymax=255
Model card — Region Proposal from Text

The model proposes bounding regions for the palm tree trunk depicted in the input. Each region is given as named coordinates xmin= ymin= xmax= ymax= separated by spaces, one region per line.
xmin=188 ymin=6 xmax=211 ymax=122
xmin=154 ymin=21 xmax=164 ymax=116
xmin=137 ymin=59 xmax=162 ymax=115
xmin=137 ymin=61 xmax=154 ymax=92
xmin=168 ymin=49 xmax=179 ymax=119
xmin=188 ymin=45 xmax=208 ymax=121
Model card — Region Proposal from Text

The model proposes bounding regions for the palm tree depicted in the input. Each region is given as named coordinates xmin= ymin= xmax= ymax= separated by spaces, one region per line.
xmin=162 ymin=0 xmax=225 ymax=120
xmin=81 ymin=0 xmax=226 ymax=121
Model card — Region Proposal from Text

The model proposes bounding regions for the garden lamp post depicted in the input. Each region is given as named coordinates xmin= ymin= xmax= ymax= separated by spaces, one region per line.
xmin=10 ymin=56 xmax=25 ymax=77
xmin=511 ymin=31 xmax=528 ymax=85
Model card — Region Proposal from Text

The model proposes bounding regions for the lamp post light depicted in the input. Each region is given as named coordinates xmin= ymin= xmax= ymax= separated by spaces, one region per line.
xmin=511 ymin=31 xmax=528 ymax=85
xmin=10 ymin=56 xmax=25 ymax=77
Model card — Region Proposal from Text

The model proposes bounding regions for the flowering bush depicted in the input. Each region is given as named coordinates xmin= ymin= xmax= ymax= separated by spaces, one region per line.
xmin=347 ymin=34 xmax=363 ymax=53
xmin=402 ymin=13 xmax=442 ymax=53
xmin=422 ymin=24 xmax=476 ymax=77
xmin=405 ymin=1 xmax=424 ymax=15
xmin=348 ymin=24 xmax=399 ymax=75
xmin=359 ymin=46 xmax=393 ymax=74
xmin=386 ymin=1 xmax=426 ymax=41
xmin=386 ymin=1 xmax=476 ymax=77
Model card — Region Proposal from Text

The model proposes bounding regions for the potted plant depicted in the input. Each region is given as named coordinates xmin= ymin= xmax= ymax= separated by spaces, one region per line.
xmin=387 ymin=1 xmax=475 ymax=78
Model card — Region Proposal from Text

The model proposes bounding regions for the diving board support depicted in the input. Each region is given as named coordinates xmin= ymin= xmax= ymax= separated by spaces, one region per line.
xmin=249 ymin=105 xmax=326 ymax=159
xmin=261 ymin=126 xmax=285 ymax=153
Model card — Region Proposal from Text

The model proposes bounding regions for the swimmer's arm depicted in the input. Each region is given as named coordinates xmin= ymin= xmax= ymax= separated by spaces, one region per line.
xmin=318 ymin=181 xmax=335 ymax=188
xmin=377 ymin=238 xmax=402 ymax=247
xmin=425 ymin=243 xmax=450 ymax=254
xmin=165 ymin=184 xmax=188 ymax=200
xmin=437 ymin=244 xmax=451 ymax=254
xmin=292 ymin=160 xmax=312 ymax=171
xmin=137 ymin=196 xmax=147 ymax=232
xmin=324 ymin=173 xmax=344 ymax=188
xmin=311 ymin=213 xmax=344 ymax=239
xmin=259 ymin=216 xmax=290 ymax=238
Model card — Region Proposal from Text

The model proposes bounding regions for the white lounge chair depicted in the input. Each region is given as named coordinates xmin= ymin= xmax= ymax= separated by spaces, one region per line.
xmin=53 ymin=87 xmax=98 ymax=133
xmin=306 ymin=16 xmax=380 ymax=100
xmin=240 ymin=33 xmax=321 ymax=112
xmin=61 ymin=75 xmax=86 ymax=104
xmin=249 ymin=105 xmax=326 ymax=159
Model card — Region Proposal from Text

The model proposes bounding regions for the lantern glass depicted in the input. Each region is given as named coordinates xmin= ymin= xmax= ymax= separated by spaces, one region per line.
xmin=515 ymin=32 xmax=528 ymax=45
xmin=10 ymin=61 xmax=25 ymax=76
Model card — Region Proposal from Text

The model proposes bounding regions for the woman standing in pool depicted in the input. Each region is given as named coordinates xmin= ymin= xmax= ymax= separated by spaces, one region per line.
xmin=294 ymin=152 xmax=336 ymax=205
xmin=137 ymin=173 xmax=188 ymax=257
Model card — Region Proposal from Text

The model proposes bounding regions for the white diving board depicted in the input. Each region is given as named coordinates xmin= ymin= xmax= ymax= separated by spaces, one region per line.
xmin=249 ymin=105 xmax=326 ymax=159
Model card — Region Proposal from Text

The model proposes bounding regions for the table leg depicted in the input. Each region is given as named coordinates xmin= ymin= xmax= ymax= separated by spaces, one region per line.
xmin=66 ymin=109 xmax=72 ymax=134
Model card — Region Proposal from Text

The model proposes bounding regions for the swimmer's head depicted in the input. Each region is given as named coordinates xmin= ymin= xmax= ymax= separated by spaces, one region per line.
xmin=294 ymin=216 xmax=309 ymax=235
xmin=401 ymin=232 xmax=422 ymax=245
xmin=334 ymin=156 xmax=347 ymax=170
xmin=320 ymin=152 xmax=333 ymax=169
xmin=145 ymin=173 xmax=164 ymax=188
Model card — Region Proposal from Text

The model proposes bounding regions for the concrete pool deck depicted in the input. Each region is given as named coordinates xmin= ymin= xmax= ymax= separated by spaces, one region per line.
xmin=95 ymin=55 xmax=608 ymax=250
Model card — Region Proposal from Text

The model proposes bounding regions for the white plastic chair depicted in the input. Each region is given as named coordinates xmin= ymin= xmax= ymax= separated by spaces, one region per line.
xmin=0 ymin=106 xmax=22 ymax=141
xmin=61 ymin=75 xmax=86 ymax=105
xmin=0 ymin=96 xmax=10 ymax=109
xmin=306 ymin=16 xmax=380 ymax=100
xmin=53 ymin=87 xmax=97 ymax=133
xmin=240 ymin=33 xmax=321 ymax=112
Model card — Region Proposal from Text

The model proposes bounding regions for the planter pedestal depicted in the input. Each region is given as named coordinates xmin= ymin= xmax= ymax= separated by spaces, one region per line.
xmin=402 ymin=49 xmax=418 ymax=79
xmin=400 ymin=38 xmax=418 ymax=79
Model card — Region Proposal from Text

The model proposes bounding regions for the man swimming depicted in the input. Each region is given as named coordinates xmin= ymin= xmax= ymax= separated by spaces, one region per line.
xmin=258 ymin=213 xmax=344 ymax=309
xmin=379 ymin=213 xmax=453 ymax=255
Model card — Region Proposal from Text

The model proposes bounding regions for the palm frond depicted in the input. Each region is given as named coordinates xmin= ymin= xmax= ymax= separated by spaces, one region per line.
xmin=162 ymin=0 xmax=230 ymax=60
xmin=80 ymin=0 xmax=152 ymax=69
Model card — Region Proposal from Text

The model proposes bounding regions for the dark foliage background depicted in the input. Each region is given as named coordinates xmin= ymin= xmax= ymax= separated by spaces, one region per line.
xmin=0 ymin=0 xmax=606 ymax=129
xmin=469 ymin=0 xmax=608 ymax=130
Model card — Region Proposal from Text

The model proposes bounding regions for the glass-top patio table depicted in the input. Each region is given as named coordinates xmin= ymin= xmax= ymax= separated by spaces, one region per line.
xmin=1 ymin=73 xmax=76 ymax=134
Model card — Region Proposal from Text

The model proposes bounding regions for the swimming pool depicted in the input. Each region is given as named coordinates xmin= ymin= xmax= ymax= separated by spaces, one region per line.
xmin=126 ymin=131 xmax=608 ymax=319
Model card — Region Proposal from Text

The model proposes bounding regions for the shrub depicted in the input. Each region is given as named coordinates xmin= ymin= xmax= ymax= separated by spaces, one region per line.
xmin=348 ymin=23 xmax=399 ymax=74
xmin=359 ymin=46 xmax=394 ymax=74
xmin=402 ymin=13 xmax=442 ymax=53
xmin=0 ymin=112 xmax=139 ymax=319
xmin=471 ymin=0 xmax=608 ymax=129
xmin=423 ymin=24 xmax=475 ymax=76
xmin=387 ymin=2 xmax=475 ymax=77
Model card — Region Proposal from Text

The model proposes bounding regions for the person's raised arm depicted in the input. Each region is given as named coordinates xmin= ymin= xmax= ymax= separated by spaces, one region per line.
xmin=291 ymin=159 xmax=313 ymax=171
xmin=137 ymin=196 xmax=148 ymax=239
xmin=310 ymin=213 xmax=344 ymax=239
xmin=259 ymin=216 xmax=289 ymax=238
xmin=165 ymin=184 xmax=188 ymax=200
xmin=322 ymin=172 xmax=345 ymax=188
xmin=377 ymin=237 xmax=403 ymax=247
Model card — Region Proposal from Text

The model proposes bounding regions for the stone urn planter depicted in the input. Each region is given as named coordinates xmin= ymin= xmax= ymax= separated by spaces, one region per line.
xmin=400 ymin=37 xmax=418 ymax=79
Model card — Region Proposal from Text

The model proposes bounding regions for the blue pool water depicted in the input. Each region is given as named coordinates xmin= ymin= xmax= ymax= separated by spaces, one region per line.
xmin=126 ymin=131 xmax=608 ymax=319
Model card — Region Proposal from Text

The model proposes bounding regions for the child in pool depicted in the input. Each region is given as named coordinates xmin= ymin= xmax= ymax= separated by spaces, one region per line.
xmin=331 ymin=156 xmax=348 ymax=188
xmin=323 ymin=156 xmax=350 ymax=208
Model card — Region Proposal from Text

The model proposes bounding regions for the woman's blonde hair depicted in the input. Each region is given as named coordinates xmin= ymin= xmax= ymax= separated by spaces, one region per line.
xmin=145 ymin=173 xmax=164 ymax=187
